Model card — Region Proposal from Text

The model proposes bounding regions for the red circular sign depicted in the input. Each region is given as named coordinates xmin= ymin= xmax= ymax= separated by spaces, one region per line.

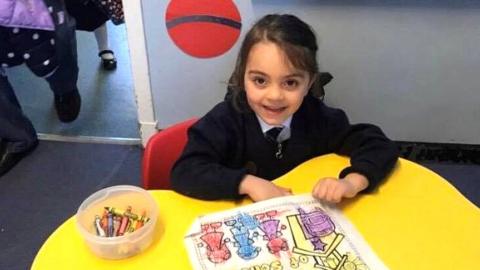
xmin=165 ymin=0 xmax=242 ymax=58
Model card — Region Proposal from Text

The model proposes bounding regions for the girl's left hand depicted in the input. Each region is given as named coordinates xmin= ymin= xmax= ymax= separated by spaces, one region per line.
xmin=312 ymin=173 xmax=368 ymax=203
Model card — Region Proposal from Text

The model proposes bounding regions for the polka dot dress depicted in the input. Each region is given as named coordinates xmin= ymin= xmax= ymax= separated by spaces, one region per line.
xmin=92 ymin=0 xmax=124 ymax=25
xmin=0 ymin=25 xmax=58 ymax=77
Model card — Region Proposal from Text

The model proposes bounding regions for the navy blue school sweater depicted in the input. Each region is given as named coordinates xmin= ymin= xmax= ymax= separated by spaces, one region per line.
xmin=171 ymin=94 xmax=399 ymax=200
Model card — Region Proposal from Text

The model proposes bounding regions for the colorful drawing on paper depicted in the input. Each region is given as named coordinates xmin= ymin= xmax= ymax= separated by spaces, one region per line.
xmin=184 ymin=194 xmax=388 ymax=270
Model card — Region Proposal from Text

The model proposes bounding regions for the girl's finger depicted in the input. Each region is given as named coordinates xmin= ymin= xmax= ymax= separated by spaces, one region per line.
xmin=313 ymin=178 xmax=333 ymax=199
xmin=332 ymin=185 xmax=345 ymax=203
xmin=325 ymin=182 xmax=337 ymax=202
xmin=313 ymin=181 xmax=328 ymax=199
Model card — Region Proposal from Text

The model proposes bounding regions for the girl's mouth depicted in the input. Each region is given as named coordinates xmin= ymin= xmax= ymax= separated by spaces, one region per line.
xmin=263 ymin=105 xmax=286 ymax=113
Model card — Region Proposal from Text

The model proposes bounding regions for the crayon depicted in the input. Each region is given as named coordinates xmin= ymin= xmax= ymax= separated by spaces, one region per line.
xmin=135 ymin=210 xmax=146 ymax=230
xmin=100 ymin=209 xmax=109 ymax=233
xmin=105 ymin=206 xmax=139 ymax=220
xmin=113 ymin=216 xmax=121 ymax=237
xmin=123 ymin=205 xmax=138 ymax=220
xmin=127 ymin=218 xmax=135 ymax=233
xmin=104 ymin=207 xmax=123 ymax=217
xmin=94 ymin=215 xmax=106 ymax=237
xmin=118 ymin=215 xmax=129 ymax=236
xmin=107 ymin=212 xmax=114 ymax=237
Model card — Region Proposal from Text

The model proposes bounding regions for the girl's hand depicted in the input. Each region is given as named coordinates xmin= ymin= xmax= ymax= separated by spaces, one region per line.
xmin=239 ymin=174 xmax=292 ymax=202
xmin=312 ymin=173 xmax=368 ymax=203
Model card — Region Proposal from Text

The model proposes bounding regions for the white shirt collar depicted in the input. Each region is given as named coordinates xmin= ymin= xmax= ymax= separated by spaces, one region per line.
xmin=256 ymin=115 xmax=292 ymax=142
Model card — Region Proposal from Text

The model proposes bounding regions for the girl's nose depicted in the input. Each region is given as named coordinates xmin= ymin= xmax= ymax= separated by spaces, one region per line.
xmin=265 ymin=85 xmax=284 ymax=101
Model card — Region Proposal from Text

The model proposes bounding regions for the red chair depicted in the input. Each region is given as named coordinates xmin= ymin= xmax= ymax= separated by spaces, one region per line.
xmin=142 ymin=118 xmax=198 ymax=189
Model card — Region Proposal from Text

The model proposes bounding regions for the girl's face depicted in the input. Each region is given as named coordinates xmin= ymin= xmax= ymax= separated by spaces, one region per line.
xmin=244 ymin=41 xmax=313 ymax=126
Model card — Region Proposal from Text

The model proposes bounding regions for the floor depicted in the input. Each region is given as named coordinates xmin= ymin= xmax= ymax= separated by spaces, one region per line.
xmin=0 ymin=141 xmax=142 ymax=270
xmin=5 ymin=23 xmax=140 ymax=141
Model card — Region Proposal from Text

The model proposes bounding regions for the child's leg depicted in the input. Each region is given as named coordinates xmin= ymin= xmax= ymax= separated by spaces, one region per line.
xmin=46 ymin=8 xmax=81 ymax=123
xmin=94 ymin=24 xmax=112 ymax=58
xmin=94 ymin=24 xmax=117 ymax=70
xmin=0 ymin=73 xmax=39 ymax=177
xmin=0 ymin=73 xmax=38 ymax=153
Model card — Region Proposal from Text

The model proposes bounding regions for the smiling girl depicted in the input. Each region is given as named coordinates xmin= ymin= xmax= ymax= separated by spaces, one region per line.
xmin=171 ymin=14 xmax=398 ymax=203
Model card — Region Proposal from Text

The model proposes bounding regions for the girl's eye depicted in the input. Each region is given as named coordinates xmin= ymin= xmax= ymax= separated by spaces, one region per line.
xmin=283 ymin=79 xmax=299 ymax=89
xmin=253 ymin=77 xmax=267 ymax=86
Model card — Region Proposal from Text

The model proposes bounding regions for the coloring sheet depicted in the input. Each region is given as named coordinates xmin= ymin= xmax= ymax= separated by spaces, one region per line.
xmin=184 ymin=194 xmax=388 ymax=270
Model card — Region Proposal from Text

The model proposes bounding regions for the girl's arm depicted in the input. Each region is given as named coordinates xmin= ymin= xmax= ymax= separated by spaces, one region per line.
xmin=325 ymin=107 xmax=399 ymax=192
xmin=171 ymin=103 xmax=248 ymax=200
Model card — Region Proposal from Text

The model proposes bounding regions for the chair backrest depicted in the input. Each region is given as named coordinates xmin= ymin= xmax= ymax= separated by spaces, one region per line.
xmin=142 ymin=118 xmax=198 ymax=189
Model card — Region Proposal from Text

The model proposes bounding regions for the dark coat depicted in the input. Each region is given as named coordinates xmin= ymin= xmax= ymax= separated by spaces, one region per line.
xmin=171 ymin=94 xmax=399 ymax=200
xmin=65 ymin=0 xmax=108 ymax=31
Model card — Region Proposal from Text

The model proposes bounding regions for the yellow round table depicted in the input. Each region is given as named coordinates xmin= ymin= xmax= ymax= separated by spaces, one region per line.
xmin=32 ymin=154 xmax=480 ymax=269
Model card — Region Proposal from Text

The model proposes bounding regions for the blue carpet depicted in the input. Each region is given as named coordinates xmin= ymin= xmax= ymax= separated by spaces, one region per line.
xmin=0 ymin=141 xmax=142 ymax=270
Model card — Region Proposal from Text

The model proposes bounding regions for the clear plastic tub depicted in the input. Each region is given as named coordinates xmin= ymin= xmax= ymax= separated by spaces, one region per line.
xmin=76 ymin=185 xmax=158 ymax=259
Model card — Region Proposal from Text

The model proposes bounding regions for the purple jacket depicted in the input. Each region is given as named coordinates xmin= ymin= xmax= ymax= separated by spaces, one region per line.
xmin=0 ymin=0 xmax=59 ymax=77
xmin=0 ymin=0 xmax=54 ymax=30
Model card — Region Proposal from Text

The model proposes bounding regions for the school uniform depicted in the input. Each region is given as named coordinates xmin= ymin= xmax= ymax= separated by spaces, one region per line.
xmin=171 ymin=94 xmax=399 ymax=200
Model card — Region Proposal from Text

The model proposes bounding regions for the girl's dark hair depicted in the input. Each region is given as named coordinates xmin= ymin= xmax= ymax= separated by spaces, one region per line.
xmin=227 ymin=14 xmax=323 ymax=111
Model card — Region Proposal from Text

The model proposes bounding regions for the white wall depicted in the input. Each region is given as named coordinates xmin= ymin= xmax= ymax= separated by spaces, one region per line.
xmin=253 ymin=0 xmax=480 ymax=144
xmin=141 ymin=0 xmax=254 ymax=128
xmin=128 ymin=0 xmax=480 ymax=144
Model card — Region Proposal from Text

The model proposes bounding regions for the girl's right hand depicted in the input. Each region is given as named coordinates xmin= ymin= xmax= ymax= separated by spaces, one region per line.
xmin=239 ymin=174 xmax=292 ymax=202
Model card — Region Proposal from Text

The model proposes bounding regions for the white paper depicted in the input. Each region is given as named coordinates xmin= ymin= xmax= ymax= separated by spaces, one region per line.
xmin=184 ymin=194 xmax=388 ymax=270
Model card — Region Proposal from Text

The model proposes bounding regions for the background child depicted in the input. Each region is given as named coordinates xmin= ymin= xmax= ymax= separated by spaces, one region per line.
xmin=171 ymin=14 xmax=398 ymax=203
xmin=65 ymin=0 xmax=120 ymax=70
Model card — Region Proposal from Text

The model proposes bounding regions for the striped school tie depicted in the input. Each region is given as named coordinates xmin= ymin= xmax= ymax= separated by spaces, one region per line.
xmin=265 ymin=127 xmax=284 ymax=159
xmin=265 ymin=127 xmax=283 ymax=142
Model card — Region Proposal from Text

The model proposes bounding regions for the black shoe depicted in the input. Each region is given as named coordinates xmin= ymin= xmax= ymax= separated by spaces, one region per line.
xmin=54 ymin=88 xmax=81 ymax=123
xmin=0 ymin=141 xmax=38 ymax=177
xmin=99 ymin=50 xmax=117 ymax=71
